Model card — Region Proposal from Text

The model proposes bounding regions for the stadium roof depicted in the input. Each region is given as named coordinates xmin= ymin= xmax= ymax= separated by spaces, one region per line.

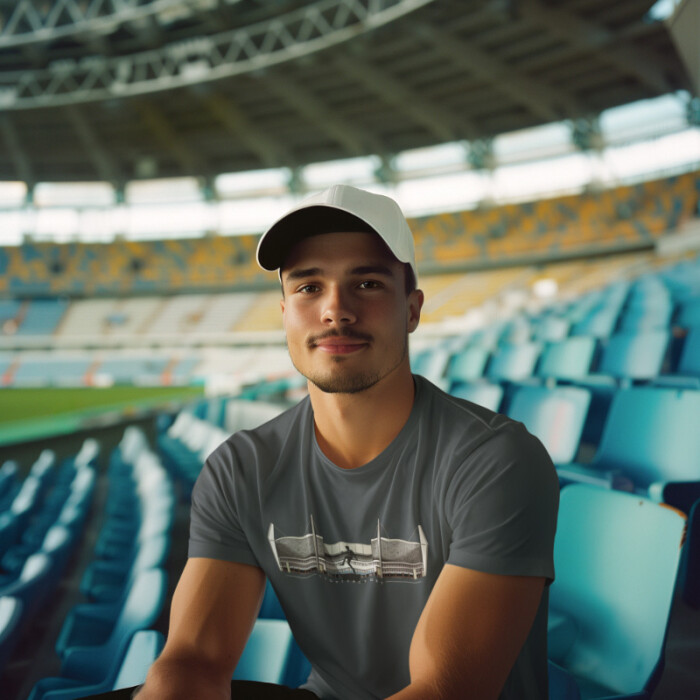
xmin=0 ymin=0 xmax=692 ymax=186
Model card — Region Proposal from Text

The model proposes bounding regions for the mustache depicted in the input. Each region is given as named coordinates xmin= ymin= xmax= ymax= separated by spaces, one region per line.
xmin=307 ymin=328 xmax=373 ymax=348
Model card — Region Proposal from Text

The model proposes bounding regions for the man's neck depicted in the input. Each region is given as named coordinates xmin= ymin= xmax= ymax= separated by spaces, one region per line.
xmin=308 ymin=363 xmax=416 ymax=470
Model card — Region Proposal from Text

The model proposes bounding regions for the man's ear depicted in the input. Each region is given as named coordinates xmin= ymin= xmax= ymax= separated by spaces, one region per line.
xmin=407 ymin=289 xmax=424 ymax=333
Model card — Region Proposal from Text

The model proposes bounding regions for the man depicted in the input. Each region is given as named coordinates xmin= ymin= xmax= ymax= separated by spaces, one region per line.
xmin=136 ymin=185 xmax=559 ymax=699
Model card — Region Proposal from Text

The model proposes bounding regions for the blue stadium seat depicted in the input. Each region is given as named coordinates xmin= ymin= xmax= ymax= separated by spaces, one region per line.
xmin=112 ymin=629 xmax=165 ymax=691
xmin=486 ymin=341 xmax=542 ymax=383
xmin=548 ymin=660 xmax=582 ymax=700
xmin=675 ymin=327 xmax=700 ymax=379
xmin=232 ymin=618 xmax=296 ymax=684
xmin=53 ymin=568 xmax=166 ymax=680
xmin=597 ymin=330 xmax=670 ymax=381
xmin=556 ymin=387 xmax=700 ymax=512
xmin=29 ymin=629 xmax=165 ymax=700
xmin=680 ymin=499 xmax=700 ymax=609
xmin=549 ymin=485 xmax=686 ymax=699
xmin=676 ymin=296 xmax=700 ymax=329
xmin=0 ymin=553 xmax=54 ymax=624
xmin=259 ymin=579 xmax=286 ymax=620
xmin=506 ymin=386 xmax=591 ymax=464
xmin=0 ymin=596 xmax=23 ymax=679
xmin=449 ymin=381 xmax=504 ymax=412
xmin=536 ymin=336 xmax=597 ymax=383
xmin=81 ymin=534 xmax=170 ymax=602
xmin=446 ymin=346 xmax=490 ymax=387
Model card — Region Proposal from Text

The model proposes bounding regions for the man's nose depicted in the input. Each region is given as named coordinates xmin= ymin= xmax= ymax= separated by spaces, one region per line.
xmin=322 ymin=286 xmax=357 ymax=325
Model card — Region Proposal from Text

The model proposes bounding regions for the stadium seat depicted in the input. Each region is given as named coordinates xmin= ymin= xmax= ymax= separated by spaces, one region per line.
xmin=232 ymin=618 xmax=296 ymax=684
xmin=112 ymin=629 xmax=165 ymax=691
xmin=0 ymin=553 xmax=54 ymax=625
xmin=449 ymin=381 xmax=504 ymax=412
xmin=506 ymin=386 xmax=591 ymax=464
xmin=56 ymin=568 xmax=167 ymax=659
xmin=548 ymin=660 xmax=582 ymax=700
xmin=549 ymin=485 xmax=686 ymax=699
xmin=596 ymin=330 xmax=670 ymax=381
xmin=486 ymin=341 xmax=542 ymax=383
xmin=0 ymin=596 xmax=23 ymax=679
xmin=81 ymin=534 xmax=170 ymax=602
xmin=556 ymin=387 xmax=700 ymax=512
xmin=445 ymin=346 xmax=490 ymax=387
xmin=536 ymin=336 xmax=597 ymax=383
xmin=28 ymin=629 xmax=165 ymax=700
xmin=259 ymin=579 xmax=286 ymax=620
xmin=680 ymin=499 xmax=700 ymax=609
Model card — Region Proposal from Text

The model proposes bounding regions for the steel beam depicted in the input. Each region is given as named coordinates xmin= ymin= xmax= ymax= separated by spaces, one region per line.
xmin=0 ymin=0 xmax=437 ymax=109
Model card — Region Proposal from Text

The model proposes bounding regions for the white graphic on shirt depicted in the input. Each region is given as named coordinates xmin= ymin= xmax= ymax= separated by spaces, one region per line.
xmin=268 ymin=516 xmax=428 ymax=582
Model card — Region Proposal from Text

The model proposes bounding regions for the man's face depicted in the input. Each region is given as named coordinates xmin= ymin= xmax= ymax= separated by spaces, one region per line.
xmin=280 ymin=231 xmax=422 ymax=394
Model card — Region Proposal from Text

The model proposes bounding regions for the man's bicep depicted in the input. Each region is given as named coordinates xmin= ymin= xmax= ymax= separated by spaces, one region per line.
xmin=404 ymin=564 xmax=545 ymax=699
xmin=162 ymin=557 xmax=266 ymax=678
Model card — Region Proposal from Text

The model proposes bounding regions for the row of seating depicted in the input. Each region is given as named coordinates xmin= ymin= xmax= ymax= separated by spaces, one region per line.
xmin=0 ymin=441 xmax=99 ymax=681
xmin=28 ymin=428 xmax=172 ymax=699
xmin=0 ymin=170 xmax=696 ymax=298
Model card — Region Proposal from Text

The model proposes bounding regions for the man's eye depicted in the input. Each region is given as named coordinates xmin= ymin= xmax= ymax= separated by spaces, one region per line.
xmin=298 ymin=284 xmax=318 ymax=293
xmin=359 ymin=280 xmax=381 ymax=289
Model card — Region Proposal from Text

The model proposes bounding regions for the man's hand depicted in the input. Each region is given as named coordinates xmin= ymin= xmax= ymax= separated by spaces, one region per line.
xmin=387 ymin=564 xmax=545 ymax=700
xmin=137 ymin=558 xmax=266 ymax=700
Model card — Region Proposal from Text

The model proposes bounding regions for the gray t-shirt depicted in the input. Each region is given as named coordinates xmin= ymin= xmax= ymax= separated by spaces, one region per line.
xmin=189 ymin=375 xmax=559 ymax=699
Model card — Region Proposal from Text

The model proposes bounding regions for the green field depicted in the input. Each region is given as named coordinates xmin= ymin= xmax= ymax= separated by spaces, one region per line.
xmin=0 ymin=385 xmax=205 ymax=445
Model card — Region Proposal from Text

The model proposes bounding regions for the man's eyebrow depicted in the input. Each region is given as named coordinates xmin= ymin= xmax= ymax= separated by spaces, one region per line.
xmin=283 ymin=267 xmax=321 ymax=282
xmin=350 ymin=264 xmax=394 ymax=277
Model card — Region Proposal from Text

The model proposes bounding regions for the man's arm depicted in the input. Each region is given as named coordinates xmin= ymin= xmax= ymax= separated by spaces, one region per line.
xmin=387 ymin=564 xmax=546 ymax=700
xmin=136 ymin=558 xmax=266 ymax=700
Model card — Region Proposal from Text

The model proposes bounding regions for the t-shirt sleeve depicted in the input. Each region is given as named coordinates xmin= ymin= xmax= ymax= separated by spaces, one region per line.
xmin=188 ymin=440 xmax=260 ymax=567
xmin=445 ymin=423 xmax=559 ymax=582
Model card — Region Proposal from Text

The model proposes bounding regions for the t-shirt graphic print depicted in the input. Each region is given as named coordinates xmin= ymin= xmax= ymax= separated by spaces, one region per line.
xmin=268 ymin=517 xmax=428 ymax=582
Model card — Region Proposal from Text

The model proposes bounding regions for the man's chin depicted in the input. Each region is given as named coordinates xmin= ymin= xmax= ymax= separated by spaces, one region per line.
xmin=308 ymin=373 xmax=380 ymax=395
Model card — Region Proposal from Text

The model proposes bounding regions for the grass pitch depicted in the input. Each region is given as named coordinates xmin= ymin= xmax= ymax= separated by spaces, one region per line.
xmin=0 ymin=385 xmax=205 ymax=445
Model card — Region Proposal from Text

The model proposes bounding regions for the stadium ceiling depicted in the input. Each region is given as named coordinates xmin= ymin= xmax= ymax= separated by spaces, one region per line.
xmin=0 ymin=0 xmax=691 ymax=187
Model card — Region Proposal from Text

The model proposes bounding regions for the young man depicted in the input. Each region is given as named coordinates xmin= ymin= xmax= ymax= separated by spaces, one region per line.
xmin=136 ymin=185 xmax=559 ymax=699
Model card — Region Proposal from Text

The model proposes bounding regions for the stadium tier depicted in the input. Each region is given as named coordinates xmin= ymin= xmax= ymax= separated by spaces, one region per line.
xmin=0 ymin=170 xmax=698 ymax=299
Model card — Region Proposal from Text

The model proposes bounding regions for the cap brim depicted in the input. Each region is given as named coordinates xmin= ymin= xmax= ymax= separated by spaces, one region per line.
xmin=257 ymin=205 xmax=378 ymax=271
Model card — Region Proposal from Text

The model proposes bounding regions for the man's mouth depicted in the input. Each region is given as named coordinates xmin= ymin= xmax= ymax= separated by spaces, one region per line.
xmin=314 ymin=337 xmax=369 ymax=354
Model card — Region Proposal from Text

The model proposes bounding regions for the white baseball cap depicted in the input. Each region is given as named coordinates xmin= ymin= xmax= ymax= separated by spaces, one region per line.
xmin=256 ymin=184 xmax=417 ymax=281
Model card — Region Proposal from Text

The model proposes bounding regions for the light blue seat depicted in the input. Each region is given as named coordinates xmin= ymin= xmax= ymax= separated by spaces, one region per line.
xmin=486 ymin=341 xmax=542 ymax=383
xmin=548 ymin=660 xmax=582 ymax=700
xmin=56 ymin=567 xmax=167 ymax=657
xmin=675 ymin=326 xmax=700 ymax=378
xmin=0 ymin=552 xmax=54 ymax=624
xmin=0 ymin=596 xmax=23 ymax=678
xmin=112 ymin=629 xmax=165 ymax=690
xmin=446 ymin=347 xmax=490 ymax=387
xmin=233 ymin=618 xmax=296 ymax=684
xmin=506 ymin=386 xmax=591 ymax=464
xmin=81 ymin=534 xmax=170 ymax=602
xmin=549 ymin=485 xmax=686 ymax=699
xmin=449 ymin=381 xmax=504 ymax=412
xmin=537 ymin=337 xmax=597 ymax=383
xmin=411 ymin=345 xmax=451 ymax=388
xmin=676 ymin=296 xmax=700 ymax=328
xmin=29 ymin=629 xmax=165 ymax=700
xmin=259 ymin=579 xmax=286 ymax=620
xmin=597 ymin=330 xmax=670 ymax=381
xmin=556 ymin=387 xmax=700 ymax=512
xmin=680 ymin=499 xmax=700 ymax=609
